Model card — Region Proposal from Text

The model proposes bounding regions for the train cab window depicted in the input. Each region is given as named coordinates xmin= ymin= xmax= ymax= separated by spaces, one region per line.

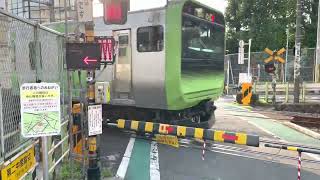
xmin=137 ymin=25 xmax=163 ymax=52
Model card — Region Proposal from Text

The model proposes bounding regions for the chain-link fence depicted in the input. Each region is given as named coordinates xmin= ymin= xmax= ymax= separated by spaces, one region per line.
xmin=225 ymin=48 xmax=316 ymax=86
xmin=0 ymin=9 xmax=69 ymax=177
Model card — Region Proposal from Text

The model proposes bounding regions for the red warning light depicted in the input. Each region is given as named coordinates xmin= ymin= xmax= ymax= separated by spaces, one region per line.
xmin=166 ymin=126 xmax=174 ymax=134
xmin=104 ymin=0 xmax=129 ymax=25
xmin=211 ymin=15 xmax=215 ymax=23
xmin=106 ymin=3 xmax=122 ymax=22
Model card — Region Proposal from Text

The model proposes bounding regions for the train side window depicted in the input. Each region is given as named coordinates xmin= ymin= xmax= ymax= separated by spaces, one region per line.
xmin=137 ymin=25 xmax=163 ymax=52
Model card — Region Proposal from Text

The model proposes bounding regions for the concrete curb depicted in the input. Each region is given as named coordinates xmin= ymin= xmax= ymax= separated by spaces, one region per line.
xmin=283 ymin=121 xmax=320 ymax=140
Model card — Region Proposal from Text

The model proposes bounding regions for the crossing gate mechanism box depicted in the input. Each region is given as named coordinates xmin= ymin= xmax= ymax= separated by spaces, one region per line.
xmin=95 ymin=82 xmax=111 ymax=104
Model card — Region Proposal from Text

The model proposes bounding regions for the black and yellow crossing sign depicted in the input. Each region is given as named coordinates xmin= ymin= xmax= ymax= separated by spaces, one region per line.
xmin=264 ymin=48 xmax=286 ymax=64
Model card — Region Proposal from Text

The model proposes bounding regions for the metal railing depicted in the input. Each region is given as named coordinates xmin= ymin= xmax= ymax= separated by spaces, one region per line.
xmin=0 ymin=8 xmax=69 ymax=177
xmin=253 ymin=82 xmax=320 ymax=103
xmin=225 ymin=49 xmax=316 ymax=86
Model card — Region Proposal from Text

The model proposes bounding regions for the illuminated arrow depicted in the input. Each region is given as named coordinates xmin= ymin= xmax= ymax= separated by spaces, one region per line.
xmin=83 ymin=56 xmax=97 ymax=65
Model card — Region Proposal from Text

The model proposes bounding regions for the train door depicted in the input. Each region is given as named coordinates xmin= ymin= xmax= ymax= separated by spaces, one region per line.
xmin=113 ymin=30 xmax=133 ymax=100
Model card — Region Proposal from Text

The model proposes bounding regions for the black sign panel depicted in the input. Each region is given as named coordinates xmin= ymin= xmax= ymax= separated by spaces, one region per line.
xmin=66 ymin=43 xmax=101 ymax=70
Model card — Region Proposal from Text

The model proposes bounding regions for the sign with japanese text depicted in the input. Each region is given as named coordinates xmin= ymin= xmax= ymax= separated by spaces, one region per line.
xmin=77 ymin=0 xmax=93 ymax=22
xmin=20 ymin=83 xmax=61 ymax=137
xmin=0 ymin=146 xmax=36 ymax=180
xmin=88 ymin=105 xmax=103 ymax=136
xmin=155 ymin=135 xmax=179 ymax=148
xmin=66 ymin=43 xmax=101 ymax=70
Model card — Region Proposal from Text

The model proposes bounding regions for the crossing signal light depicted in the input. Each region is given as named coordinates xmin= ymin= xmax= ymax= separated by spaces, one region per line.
xmin=104 ymin=0 xmax=129 ymax=25
xmin=265 ymin=63 xmax=276 ymax=74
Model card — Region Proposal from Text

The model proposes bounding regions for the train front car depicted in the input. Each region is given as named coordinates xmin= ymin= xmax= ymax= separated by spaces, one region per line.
xmin=95 ymin=0 xmax=225 ymax=128
xmin=164 ymin=0 xmax=225 ymax=128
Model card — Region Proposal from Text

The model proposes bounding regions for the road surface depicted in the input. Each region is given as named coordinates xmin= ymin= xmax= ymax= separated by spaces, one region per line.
xmin=100 ymin=96 xmax=320 ymax=180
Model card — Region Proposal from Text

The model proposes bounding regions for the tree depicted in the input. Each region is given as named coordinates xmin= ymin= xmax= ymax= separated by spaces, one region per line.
xmin=225 ymin=0 xmax=318 ymax=54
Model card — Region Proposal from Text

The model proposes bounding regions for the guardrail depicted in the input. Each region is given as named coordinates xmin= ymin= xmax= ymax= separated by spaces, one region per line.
xmin=253 ymin=82 xmax=320 ymax=103
xmin=117 ymin=119 xmax=260 ymax=147
xmin=0 ymin=9 xmax=69 ymax=179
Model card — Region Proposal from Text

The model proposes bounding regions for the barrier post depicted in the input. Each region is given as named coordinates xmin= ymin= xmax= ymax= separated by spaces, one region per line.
xmin=285 ymin=82 xmax=289 ymax=103
xmin=297 ymin=151 xmax=302 ymax=180
xmin=265 ymin=82 xmax=269 ymax=102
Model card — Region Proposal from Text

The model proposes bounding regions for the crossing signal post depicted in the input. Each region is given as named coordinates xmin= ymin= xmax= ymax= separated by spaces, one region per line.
xmin=265 ymin=63 xmax=276 ymax=74
xmin=263 ymin=48 xmax=286 ymax=105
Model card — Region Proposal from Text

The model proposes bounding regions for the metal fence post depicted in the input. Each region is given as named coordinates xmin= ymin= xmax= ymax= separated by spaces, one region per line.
xmin=285 ymin=82 xmax=289 ymax=103
xmin=265 ymin=82 xmax=269 ymax=102
xmin=42 ymin=136 xmax=50 ymax=180
xmin=0 ymin=86 xmax=4 ymax=163
xmin=302 ymin=82 xmax=306 ymax=103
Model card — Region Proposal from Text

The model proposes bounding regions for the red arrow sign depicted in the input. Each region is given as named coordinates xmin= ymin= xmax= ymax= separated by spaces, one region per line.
xmin=83 ymin=56 xmax=97 ymax=65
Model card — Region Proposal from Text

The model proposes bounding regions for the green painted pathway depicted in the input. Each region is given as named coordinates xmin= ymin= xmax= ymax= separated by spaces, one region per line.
xmin=223 ymin=103 xmax=320 ymax=147
xmin=125 ymin=139 xmax=151 ymax=180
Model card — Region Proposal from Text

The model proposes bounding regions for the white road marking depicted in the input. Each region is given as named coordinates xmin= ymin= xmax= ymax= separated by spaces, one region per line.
xmin=116 ymin=137 xmax=135 ymax=179
xmin=150 ymin=141 xmax=161 ymax=180
xmin=305 ymin=153 xmax=320 ymax=161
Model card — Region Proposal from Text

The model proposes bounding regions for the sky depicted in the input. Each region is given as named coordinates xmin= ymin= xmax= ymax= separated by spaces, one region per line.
xmin=92 ymin=0 xmax=227 ymax=17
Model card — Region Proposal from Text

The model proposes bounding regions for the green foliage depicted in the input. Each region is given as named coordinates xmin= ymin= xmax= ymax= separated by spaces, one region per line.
xmin=101 ymin=167 xmax=113 ymax=178
xmin=60 ymin=161 xmax=82 ymax=180
xmin=225 ymin=0 xmax=319 ymax=53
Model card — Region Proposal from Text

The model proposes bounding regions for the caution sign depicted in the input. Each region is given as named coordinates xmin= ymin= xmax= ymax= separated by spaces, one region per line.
xmin=241 ymin=83 xmax=253 ymax=105
xmin=156 ymin=135 xmax=179 ymax=148
xmin=0 ymin=146 xmax=36 ymax=180
xmin=20 ymin=83 xmax=61 ymax=137
xmin=264 ymin=48 xmax=286 ymax=64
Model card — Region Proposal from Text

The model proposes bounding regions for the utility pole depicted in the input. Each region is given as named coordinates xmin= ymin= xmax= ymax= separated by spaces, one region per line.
xmin=285 ymin=29 xmax=289 ymax=83
xmin=294 ymin=0 xmax=302 ymax=103
xmin=315 ymin=0 xmax=320 ymax=82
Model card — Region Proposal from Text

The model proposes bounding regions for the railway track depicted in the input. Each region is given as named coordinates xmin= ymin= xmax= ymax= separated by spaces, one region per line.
xmin=291 ymin=116 xmax=320 ymax=133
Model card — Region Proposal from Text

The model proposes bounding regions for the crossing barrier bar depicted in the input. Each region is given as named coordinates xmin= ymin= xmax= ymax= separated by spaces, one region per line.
xmin=117 ymin=120 xmax=260 ymax=147
xmin=265 ymin=144 xmax=320 ymax=155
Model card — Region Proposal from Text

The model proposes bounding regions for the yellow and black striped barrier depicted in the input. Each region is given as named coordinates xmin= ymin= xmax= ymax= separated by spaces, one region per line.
xmin=117 ymin=119 xmax=260 ymax=147
xmin=265 ymin=144 xmax=320 ymax=155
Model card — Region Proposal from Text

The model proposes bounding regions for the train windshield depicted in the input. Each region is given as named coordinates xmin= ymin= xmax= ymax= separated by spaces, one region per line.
xmin=181 ymin=2 xmax=225 ymax=70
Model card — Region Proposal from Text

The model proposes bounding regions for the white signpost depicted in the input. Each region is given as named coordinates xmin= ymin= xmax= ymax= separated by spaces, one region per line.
xmin=20 ymin=83 xmax=61 ymax=180
xmin=88 ymin=104 xmax=103 ymax=136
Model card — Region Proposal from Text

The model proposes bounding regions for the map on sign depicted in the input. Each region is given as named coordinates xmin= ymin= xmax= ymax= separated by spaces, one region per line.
xmin=20 ymin=83 xmax=61 ymax=137
xmin=22 ymin=112 xmax=60 ymax=135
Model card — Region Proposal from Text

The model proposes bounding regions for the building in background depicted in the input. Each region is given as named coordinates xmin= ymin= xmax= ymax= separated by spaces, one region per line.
xmin=5 ymin=0 xmax=77 ymax=23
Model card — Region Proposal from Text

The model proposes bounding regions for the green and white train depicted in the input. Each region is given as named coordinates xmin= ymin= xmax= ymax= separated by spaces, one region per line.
xmin=94 ymin=0 xmax=225 ymax=128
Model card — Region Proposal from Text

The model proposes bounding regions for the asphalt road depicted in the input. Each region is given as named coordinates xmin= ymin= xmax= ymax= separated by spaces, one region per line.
xmin=99 ymin=97 xmax=320 ymax=180
xmin=100 ymin=127 xmax=320 ymax=180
